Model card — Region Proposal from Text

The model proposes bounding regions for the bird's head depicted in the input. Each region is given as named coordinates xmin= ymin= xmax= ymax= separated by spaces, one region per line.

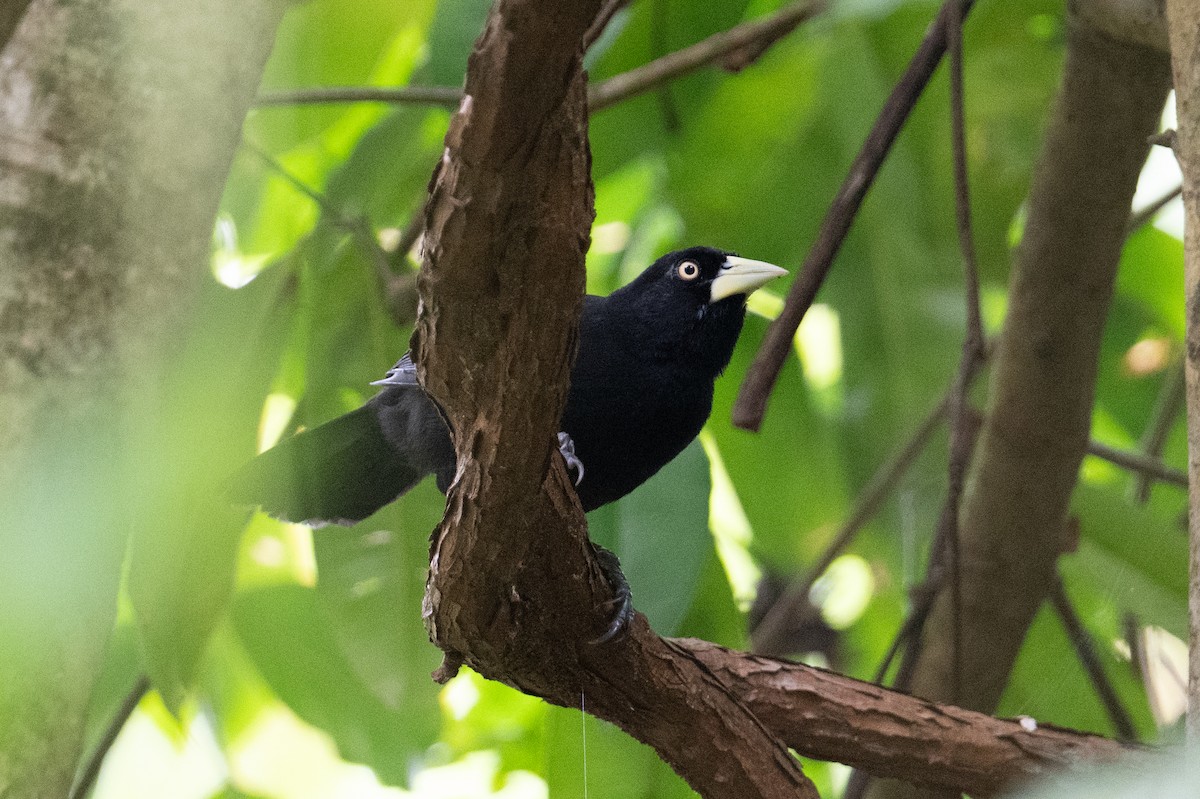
xmin=616 ymin=246 xmax=787 ymax=373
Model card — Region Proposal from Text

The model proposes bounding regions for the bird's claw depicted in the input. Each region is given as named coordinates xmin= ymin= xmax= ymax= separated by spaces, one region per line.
xmin=557 ymin=432 xmax=585 ymax=487
xmin=590 ymin=545 xmax=634 ymax=644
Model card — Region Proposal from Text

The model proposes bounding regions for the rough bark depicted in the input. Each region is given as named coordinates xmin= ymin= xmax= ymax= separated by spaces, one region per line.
xmin=414 ymin=2 xmax=818 ymax=796
xmin=867 ymin=15 xmax=1171 ymax=799
xmin=0 ymin=1 xmax=286 ymax=795
xmin=683 ymin=640 xmax=1143 ymax=797
xmin=1164 ymin=0 xmax=1200 ymax=744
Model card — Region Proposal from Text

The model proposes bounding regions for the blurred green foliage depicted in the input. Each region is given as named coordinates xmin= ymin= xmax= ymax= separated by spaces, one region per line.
xmin=83 ymin=0 xmax=1187 ymax=796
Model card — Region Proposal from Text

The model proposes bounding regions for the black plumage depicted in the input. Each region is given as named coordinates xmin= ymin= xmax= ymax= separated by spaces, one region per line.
xmin=234 ymin=246 xmax=785 ymax=525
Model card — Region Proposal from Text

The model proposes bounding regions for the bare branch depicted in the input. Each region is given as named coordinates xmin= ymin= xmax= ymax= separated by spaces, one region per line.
xmin=733 ymin=0 xmax=977 ymax=431
xmin=414 ymin=2 xmax=815 ymax=795
xmin=1048 ymin=576 xmax=1139 ymax=742
xmin=1133 ymin=362 xmax=1186 ymax=502
xmin=684 ymin=639 xmax=1145 ymax=798
xmin=1128 ymin=183 xmax=1183 ymax=235
xmin=254 ymin=85 xmax=462 ymax=108
xmin=254 ymin=2 xmax=824 ymax=114
xmin=587 ymin=0 xmax=824 ymax=110
xmin=943 ymin=0 xmax=985 ymax=704
xmin=1086 ymin=439 xmax=1188 ymax=488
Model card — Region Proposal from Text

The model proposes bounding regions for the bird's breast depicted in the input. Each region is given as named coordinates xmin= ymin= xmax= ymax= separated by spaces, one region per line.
xmin=562 ymin=365 xmax=714 ymax=510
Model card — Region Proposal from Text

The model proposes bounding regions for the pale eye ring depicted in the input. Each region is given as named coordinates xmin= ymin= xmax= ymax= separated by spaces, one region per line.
xmin=677 ymin=260 xmax=700 ymax=280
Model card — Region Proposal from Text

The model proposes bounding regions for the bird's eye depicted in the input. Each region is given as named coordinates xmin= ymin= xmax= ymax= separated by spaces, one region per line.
xmin=677 ymin=261 xmax=700 ymax=280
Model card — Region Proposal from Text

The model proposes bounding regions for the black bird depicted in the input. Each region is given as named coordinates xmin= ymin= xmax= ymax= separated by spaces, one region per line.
xmin=234 ymin=247 xmax=786 ymax=526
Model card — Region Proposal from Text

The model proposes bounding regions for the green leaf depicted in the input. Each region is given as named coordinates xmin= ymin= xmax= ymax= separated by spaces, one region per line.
xmin=1115 ymin=225 xmax=1185 ymax=338
xmin=419 ymin=0 xmax=492 ymax=85
xmin=231 ymin=583 xmax=430 ymax=785
xmin=310 ymin=481 xmax=445 ymax=731
xmin=544 ymin=704 xmax=684 ymax=799
xmin=587 ymin=440 xmax=712 ymax=637
xmin=1072 ymin=483 xmax=1187 ymax=611
xmin=128 ymin=269 xmax=293 ymax=710
xmin=322 ymin=107 xmax=448 ymax=227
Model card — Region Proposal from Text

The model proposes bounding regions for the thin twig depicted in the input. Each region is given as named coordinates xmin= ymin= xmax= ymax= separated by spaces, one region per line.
xmin=1133 ymin=361 xmax=1186 ymax=502
xmin=583 ymin=0 xmax=632 ymax=49
xmin=1049 ymin=575 xmax=1139 ymax=742
xmin=587 ymin=0 xmax=824 ymax=110
xmin=751 ymin=392 xmax=950 ymax=655
xmin=1127 ymin=183 xmax=1183 ymax=235
xmin=947 ymin=10 xmax=983 ymax=355
xmin=1086 ymin=439 xmax=1188 ymax=488
xmin=854 ymin=52 xmax=990 ymax=747
xmin=70 ymin=674 xmax=151 ymax=799
xmin=243 ymin=139 xmax=387 ymax=266
xmin=942 ymin=0 xmax=986 ymax=708
xmin=255 ymin=1 xmax=822 ymax=114
xmin=889 ymin=567 xmax=947 ymax=690
xmin=733 ymin=0 xmax=977 ymax=432
xmin=255 ymin=85 xmax=463 ymax=108
xmin=243 ymin=140 xmax=418 ymax=325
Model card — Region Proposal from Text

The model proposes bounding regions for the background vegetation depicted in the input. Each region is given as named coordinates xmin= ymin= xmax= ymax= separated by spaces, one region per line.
xmin=3 ymin=0 xmax=1188 ymax=797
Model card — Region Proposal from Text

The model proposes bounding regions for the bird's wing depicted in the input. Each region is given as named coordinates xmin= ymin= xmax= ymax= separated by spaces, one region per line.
xmin=370 ymin=352 xmax=419 ymax=387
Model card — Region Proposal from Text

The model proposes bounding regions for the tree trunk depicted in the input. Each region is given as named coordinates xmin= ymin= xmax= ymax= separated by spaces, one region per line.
xmin=0 ymin=1 xmax=32 ymax=53
xmin=867 ymin=11 xmax=1170 ymax=799
xmin=1164 ymin=0 xmax=1200 ymax=744
xmin=0 ymin=1 xmax=285 ymax=794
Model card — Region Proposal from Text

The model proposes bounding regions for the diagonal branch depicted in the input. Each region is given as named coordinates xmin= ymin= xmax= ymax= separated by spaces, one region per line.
xmin=1048 ymin=576 xmax=1139 ymax=742
xmin=683 ymin=639 xmax=1145 ymax=798
xmin=733 ymin=0 xmax=976 ymax=432
xmin=413 ymin=2 xmax=815 ymax=796
xmin=1087 ymin=439 xmax=1188 ymax=488
xmin=588 ymin=0 xmax=823 ymax=110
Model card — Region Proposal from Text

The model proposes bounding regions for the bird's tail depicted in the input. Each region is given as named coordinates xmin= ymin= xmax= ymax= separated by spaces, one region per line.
xmin=231 ymin=405 xmax=426 ymax=526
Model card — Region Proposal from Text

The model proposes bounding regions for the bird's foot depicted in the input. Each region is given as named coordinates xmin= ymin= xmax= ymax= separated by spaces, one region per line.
xmin=590 ymin=545 xmax=634 ymax=644
xmin=557 ymin=432 xmax=585 ymax=486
